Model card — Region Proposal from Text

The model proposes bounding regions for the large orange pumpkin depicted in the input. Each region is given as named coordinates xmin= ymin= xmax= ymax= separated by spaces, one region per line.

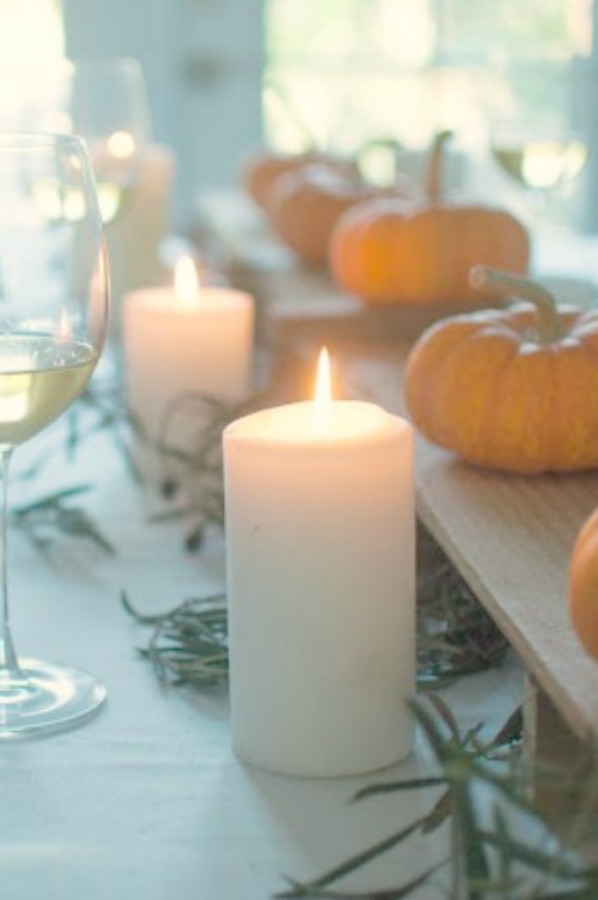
xmin=570 ymin=509 xmax=598 ymax=660
xmin=264 ymin=163 xmax=401 ymax=266
xmin=404 ymin=266 xmax=598 ymax=474
xmin=330 ymin=132 xmax=530 ymax=305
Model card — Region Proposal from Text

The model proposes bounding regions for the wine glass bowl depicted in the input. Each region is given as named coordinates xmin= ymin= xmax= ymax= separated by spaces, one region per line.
xmin=490 ymin=122 xmax=588 ymax=193
xmin=43 ymin=58 xmax=151 ymax=225
xmin=0 ymin=132 xmax=109 ymax=738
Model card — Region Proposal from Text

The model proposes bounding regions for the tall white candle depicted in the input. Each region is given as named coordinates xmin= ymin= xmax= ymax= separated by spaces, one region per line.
xmin=123 ymin=256 xmax=254 ymax=448
xmin=223 ymin=350 xmax=415 ymax=778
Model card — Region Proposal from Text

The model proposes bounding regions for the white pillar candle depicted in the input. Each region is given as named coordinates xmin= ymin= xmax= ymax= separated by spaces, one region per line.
xmin=123 ymin=256 xmax=254 ymax=448
xmin=107 ymin=143 xmax=175 ymax=341
xmin=223 ymin=350 xmax=415 ymax=778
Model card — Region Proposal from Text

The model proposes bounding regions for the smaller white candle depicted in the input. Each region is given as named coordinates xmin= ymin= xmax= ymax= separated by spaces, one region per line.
xmin=123 ymin=255 xmax=254 ymax=447
xmin=107 ymin=143 xmax=175 ymax=339
xmin=223 ymin=349 xmax=415 ymax=778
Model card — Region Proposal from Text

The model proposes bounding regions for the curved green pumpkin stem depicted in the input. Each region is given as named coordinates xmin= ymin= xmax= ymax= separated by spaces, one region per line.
xmin=469 ymin=265 xmax=563 ymax=343
xmin=425 ymin=130 xmax=453 ymax=201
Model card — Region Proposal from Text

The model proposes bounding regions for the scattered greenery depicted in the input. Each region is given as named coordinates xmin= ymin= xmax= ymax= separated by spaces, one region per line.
xmin=276 ymin=695 xmax=598 ymax=900
xmin=123 ymin=522 xmax=507 ymax=691
xmin=10 ymin=374 xmax=243 ymax=560
xmin=11 ymin=484 xmax=115 ymax=559
xmin=8 ymin=366 xmax=263 ymax=560
xmin=68 ymin=371 xmax=144 ymax=483
xmin=416 ymin=523 xmax=509 ymax=685
xmin=67 ymin=372 xmax=264 ymax=552
xmin=121 ymin=590 xmax=227 ymax=687
xmin=151 ymin=388 xmax=269 ymax=551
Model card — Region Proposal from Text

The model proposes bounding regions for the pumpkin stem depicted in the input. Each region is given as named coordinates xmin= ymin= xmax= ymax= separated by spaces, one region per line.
xmin=425 ymin=130 xmax=453 ymax=200
xmin=470 ymin=265 xmax=562 ymax=343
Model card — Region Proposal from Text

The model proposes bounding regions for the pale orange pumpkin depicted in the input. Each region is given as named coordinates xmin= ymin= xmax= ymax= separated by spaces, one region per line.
xmin=569 ymin=509 xmax=598 ymax=660
xmin=329 ymin=132 xmax=530 ymax=305
xmin=264 ymin=163 xmax=392 ymax=266
xmin=240 ymin=150 xmax=354 ymax=209
xmin=404 ymin=266 xmax=598 ymax=474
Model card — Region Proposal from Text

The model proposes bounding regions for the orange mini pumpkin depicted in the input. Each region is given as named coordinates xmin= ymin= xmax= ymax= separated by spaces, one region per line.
xmin=404 ymin=266 xmax=598 ymax=474
xmin=240 ymin=149 xmax=354 ymax=209
xmin=330 ymin=132 xmax=530 ymax=305
xmin=569 ymin=508 xmax=598 ymax=660
xmin=264 ymin=163 xmax=390 ymax=266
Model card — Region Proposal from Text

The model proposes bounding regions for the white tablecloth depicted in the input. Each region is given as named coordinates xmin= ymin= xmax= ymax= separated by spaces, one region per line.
xmin=1 ymin=408 xmax=522 ymax=900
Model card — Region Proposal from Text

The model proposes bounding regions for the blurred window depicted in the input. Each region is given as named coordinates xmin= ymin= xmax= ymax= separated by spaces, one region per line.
xmin=0 ymin=0 xmax=63 ymax=65
xmin=264 ymin=0 xmax=591 ymax=153
xmin=264 ymin=0 xmax=593 ymax=228
xmin=0 ymin=0 xmax=65 ymax=126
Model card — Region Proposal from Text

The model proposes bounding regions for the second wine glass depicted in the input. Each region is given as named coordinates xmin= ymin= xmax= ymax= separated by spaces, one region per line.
xmin=55 ymin=58 xmax=151 ymax=225
xmin=489 ymin=115 xmax=588 ymax=228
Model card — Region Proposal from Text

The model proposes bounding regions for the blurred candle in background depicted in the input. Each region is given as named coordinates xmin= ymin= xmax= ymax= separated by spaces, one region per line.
xmin=123 ymin=254 xmax=254 ymax=451
xmin=223 ymin=349 xmax=415 ymax=778
xmin=108 ymin=143 xmax=176 ymax=340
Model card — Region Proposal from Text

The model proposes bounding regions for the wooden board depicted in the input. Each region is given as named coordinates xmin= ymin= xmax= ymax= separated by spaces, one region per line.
xmin=344 ymin=345 xmax=598 ymax=745
xmin=196 ymin=189 xmax=498 ymax=346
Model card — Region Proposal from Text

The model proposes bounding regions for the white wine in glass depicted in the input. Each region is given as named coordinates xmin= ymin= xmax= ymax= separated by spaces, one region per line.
xmin=490 ymin=117 xmax=588 ymax=220
xmin=491 ymin=136 xmax=587 ymax=192
xmin=0 ymin=133 xmax=109 ymax=738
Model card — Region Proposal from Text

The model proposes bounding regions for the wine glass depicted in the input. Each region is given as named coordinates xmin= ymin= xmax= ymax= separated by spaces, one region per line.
xmin=491 ymin=120 xmax=587 ymax=190
xmin=489 ymin=116 xmax=588 ymax=225
xmin=0 ymin=133 xmax=109 ymax=738
xmin=41 ymin=58 xmax=151 ymax=226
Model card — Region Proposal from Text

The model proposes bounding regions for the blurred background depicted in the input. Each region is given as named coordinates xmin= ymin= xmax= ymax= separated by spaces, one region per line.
xmin=0 ymin=0 xmax=592 ymax=230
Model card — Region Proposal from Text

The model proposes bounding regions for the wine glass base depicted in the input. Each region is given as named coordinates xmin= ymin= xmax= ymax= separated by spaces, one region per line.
xmin=0 ymin=657 xmax=106 ymax=740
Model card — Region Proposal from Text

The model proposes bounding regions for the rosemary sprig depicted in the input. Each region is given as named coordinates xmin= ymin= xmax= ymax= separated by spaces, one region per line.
xmin=151 ymin=388 xmax=270 ymax=549
xmin=67 ymin=371 xmax=144 ymax=484
xmin=10 ymin=374 xmax=263 ymax=562
xmin=123 ymin=524 xmax=509 ymax=691
xmin=276 ymin=696 xmax=598 ymax=899
xmin=11 ymin=484 xmax=115 ymax=559
xmin=416 ymin=523 xmax=509 ymax=685
xmin=31 ymin=371 xmax=258 ymax=556
xmin=122 ymin=590 xmax=227 ymax=686
xmin=277 ymin=833 xmax=446 ymax=899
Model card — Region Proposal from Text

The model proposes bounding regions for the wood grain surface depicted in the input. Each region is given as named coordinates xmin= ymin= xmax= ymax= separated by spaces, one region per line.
xmin=346 ymin=344 xmax=598 ymax=743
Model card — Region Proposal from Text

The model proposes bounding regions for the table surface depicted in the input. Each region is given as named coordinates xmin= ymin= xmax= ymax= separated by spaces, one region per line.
xmin=1 ymin=386 xmax=523 ymax=900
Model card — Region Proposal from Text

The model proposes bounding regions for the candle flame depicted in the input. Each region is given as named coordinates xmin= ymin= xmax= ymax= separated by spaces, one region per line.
xmin=107 ymin=130 xmax=136 ymax=159
xmin=174 ymin=255 xmax=200 ymax=307
xmin=313 ymin=346 xmax=332 ymax=437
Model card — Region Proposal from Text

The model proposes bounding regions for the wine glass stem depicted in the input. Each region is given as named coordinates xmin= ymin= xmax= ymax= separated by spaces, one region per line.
xmin=0 ymin=449 xmax=21 ymax=680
